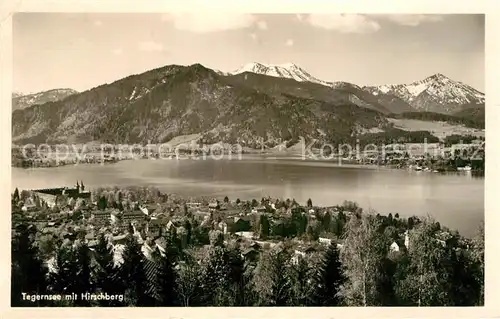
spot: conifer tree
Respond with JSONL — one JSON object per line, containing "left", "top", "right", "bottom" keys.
{"left": 49, "top": 244, "right": 78, "bottom": 306}
{"left": 226, "top": 244, "right": 247, "bottom": 306}
{"left": 307, "top": 198, "right": 313, "bottom": 208}
{"left": 288, "top": 255, "right": 314, "bottom": 306}
{"left": 253, "top": 246, "right": 292, "bottom": 306}
{"left": 12, "top": 187, "right": 20, "bottom": 205}
{"left": 93, "top": 234, "right": 123, "bottom": 306}
{"left": 72, "top": 241, "right": 93, "bottom": 306}
{"left": 119, "top": 235, "right": 148, "bottom": 306}
{"left": 153, "top": 248, "right": 178, "bottom": 306}
{"left": 340, "top": 215, "right": 388, "bottom": 306}
{"left": 11, "top": 225, "right": 48, "bottom": 306}
{"left": 311, "top": 243, "right": 344, "bottom": 306}
{"left": 199, "top": 246, "right": 232, "bottom": 305}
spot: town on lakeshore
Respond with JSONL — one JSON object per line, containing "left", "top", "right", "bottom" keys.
{"left": 11, "top": 13, "right": 485, "bottom": 308}
{"left": 11, "top": 182, "right": 484, "bottom": 307}
{"left": 11, "top": 138, "right": 485, "bottom": 174}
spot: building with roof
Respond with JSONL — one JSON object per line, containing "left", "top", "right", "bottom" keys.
{"left": 31, "top": 181, "right": 91, "bottom": 208}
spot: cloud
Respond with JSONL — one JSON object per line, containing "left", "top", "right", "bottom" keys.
{"left": 162, "top": 13, "right": 257, "bottom": 33}
{"left": 300, "top": 14, "right": 443, "bottom": 33}
{"left": 138, "top": 41, "right": 164, "bottom": 52}
{"left": 285, "top": 39, "right": 294, "bottom": 46}
{"left": 112, "top": 48, "right": 123, "bottom": 55}
{"left": 257, "top": 20, "right": 268, "bottom": 30}
{"left": 93, "top": 20, "right": 102, "bottom": 27}
{"left": 376, "top": 14, "right": 444, "bottom": 26}
{"left": 249, "top": 33, "right": 258, "bottom": 41}
{"left": 304, "top": 14, "right": 380, "bottom": 34}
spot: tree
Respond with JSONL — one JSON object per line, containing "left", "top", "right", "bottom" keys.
{"left": 209, "top": 230, "right": 224, "bottom": 247}
{"left": 184, "top": 219, "right": 192, "bottom": 247}
{"left": 175, "top": 259, "right": 202, "bottom": 306}
{"left": 98, "top": 195, "right": 107, "bottom": 210}
{"left": 340, "top": 215, "right": 388, "bottom": 306}
{"left": 119, "top": 235, "right": 149, "bottom": 306}
{"left": 153, "top": 248, "right": 178, "bottom": 306}
{"left": 199, "top": 246, "right": 234, "bottom": 306}
{"left": 226, "top": 245, "right": 248, "bottom": 306}
{"left": 72, "top": 241, "right": 93, "bottom": 306}
{"left": 395, "top": 218, "right": 453, "bottom": 306}
{"left": 322, "top": 211, "right": 332, "bottom": 233}
{"left": 38, "top": 235, "right": 57, "bottom": 259}
{"left": 311, "top": 243, "right": 345, "bottom": 306}
{"left": 383, "top": 226, "right": 398, "bottom": 242}
{"left": 224, "top": 196, "right": 229, "bottom": 203}
{"left": 259, "top": 214, "right": 270, "bottom": 239}
{"left": 46, "top": 246, "right": 75, "bottom": 305}
{"left": 307, "top": 198, "right": 313, "bottom": 208}
{"left": 12, "top": 187, "right": 20, "bottom": 204}
{"left": 287, "top": 255, "right": 314, "bottom": 306}
{"left": 236, "top": 198, "right": 241, "bottom": 205}
{"left": 306, "top": 220, "right": 320, "bottom": 241}
{"left": 93, "top": 234, "right": 123, "bottom": 306}
{"left": 11, "top": 225, "right": 48, "bottom": 306}
{"left": 253, "top": 246, "right": 292, "bottom": 306}
{"left": 470, "top": 222, "right": 484, "bottom": 305}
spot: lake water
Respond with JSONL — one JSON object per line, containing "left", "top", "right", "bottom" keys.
{"left": 11, "top": 157, "right": 484, "bottom": 237}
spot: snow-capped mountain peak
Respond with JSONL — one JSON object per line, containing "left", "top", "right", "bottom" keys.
{"left": 364, "top": 73, "right": 484, "bottom": 113}
{"left": 231, "top": 62, "right": 331, "bottom": 86}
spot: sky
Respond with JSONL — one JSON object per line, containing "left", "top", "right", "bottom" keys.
{"left": 13, "top": 13, "right": 484, "bottom": 94}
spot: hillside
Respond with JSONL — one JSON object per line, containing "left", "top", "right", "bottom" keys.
{"left": 12, "top": 64, "right": 388, "bottom": 146}
{"left": 224, "top": 72, "right": 393, "bottom": 114}
{"left": 363, "top": 73, "right": 484, "bottom": 114}
{"left": 453, "top": 105, "right": 485, "bottom": 128}
{"left": 12, "top": 88, "right": 78, "bottom": 111}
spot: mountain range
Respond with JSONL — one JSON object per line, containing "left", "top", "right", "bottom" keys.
{"left": 230, "top": 62, "right": 484, "bottom": 114}
{"left": 12, "top": 88, "right": 78, "bottom": 111}
{"left": 11, "top": 63, "right": 484, "bottom": 146}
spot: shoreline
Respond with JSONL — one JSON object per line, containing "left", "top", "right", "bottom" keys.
{"left": 12, "top": 152, "right": 485, "bottom": 175}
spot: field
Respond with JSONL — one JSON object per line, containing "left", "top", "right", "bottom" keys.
{"left": 387, "top": 118, "right": 485, "bottom": 140}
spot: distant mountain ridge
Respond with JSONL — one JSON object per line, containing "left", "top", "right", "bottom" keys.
{"left": 11, "top": 62, "right": 484, "bottom": 146}
{"left": 363, "top": 73, "right": 484, "bottom": 114}
{"left": 229, "top": 62, "right": 483, "bottom": 115}
{"left": 231, "top": 62, "right": 333, "bottom": 87}
{"left": 12, "top": 88, "right": 78, "bottom": 111}
{"left": 12, "top": 64, "right": 387, "bottom": 146}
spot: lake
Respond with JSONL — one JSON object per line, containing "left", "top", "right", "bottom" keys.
{"left": 11, "top": 157, "right": 484, "bottom": 237}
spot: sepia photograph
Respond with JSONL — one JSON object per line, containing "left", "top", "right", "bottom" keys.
{"left": 9, "top": 11, "right": 486, "bottom": 308}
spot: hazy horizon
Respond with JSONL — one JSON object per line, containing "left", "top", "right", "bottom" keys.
{"left": 14, "top": 13, "right": 484, "bottom": 94}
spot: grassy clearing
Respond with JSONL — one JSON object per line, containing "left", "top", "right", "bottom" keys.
{"left": 387, "top": 118, "right": 484, "bottom": 140}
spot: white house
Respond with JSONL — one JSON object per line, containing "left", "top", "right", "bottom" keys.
{"left": 390, "top": 242, "right": 400, "bottom": 252}
{"left": 235, "top": 231, "right": 254, "bottom": 239}
{"left": 318, "top": 237, "right": 332, "bottom": 245}
{"left": 139, "top": 206, "right": 149, "bottom": 215}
